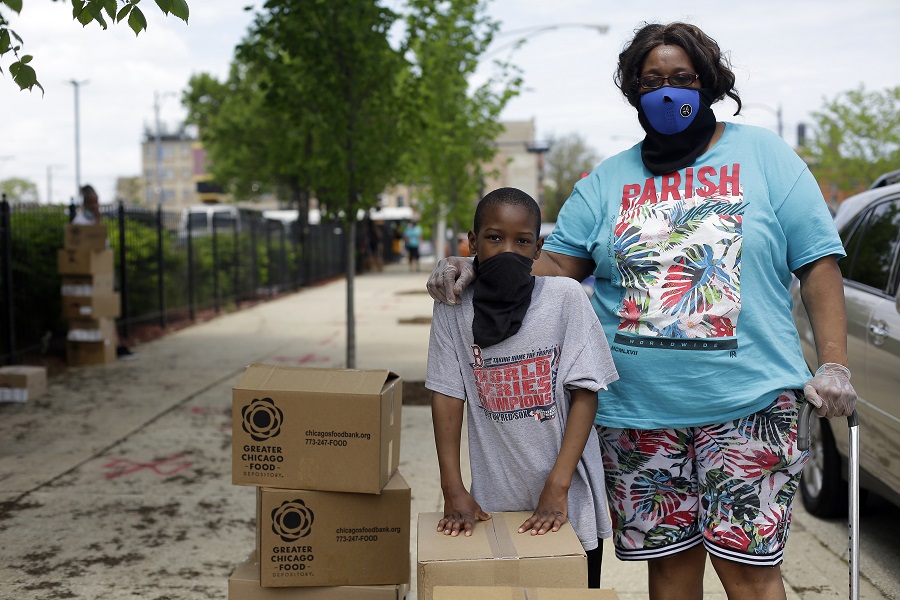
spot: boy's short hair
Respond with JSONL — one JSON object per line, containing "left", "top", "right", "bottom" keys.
{"left": 474, "top": 187, "right": 541, "bottom": 237}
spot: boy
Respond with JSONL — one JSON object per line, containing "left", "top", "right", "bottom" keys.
{"left": 425, "top": 187, "right": 618, "bottom": 588}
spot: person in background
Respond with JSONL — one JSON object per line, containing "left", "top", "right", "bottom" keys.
{"left": 427, "top": 187, "right": 618, "bottom": 589}
{"left": 403, "top": 219, "right": 423, "bottom": 272}
{"left": 73, "top": 185, "right": 138, "bottom": 361}
{"left": 425, "top": 22, "right": 856, "bottom": 600}
{"left": 72, "top": 185, "right": 101, "bottom": 225}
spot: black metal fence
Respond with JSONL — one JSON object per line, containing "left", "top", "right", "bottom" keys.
{"left": 0, "top": 198, "right": 402, "bottom": 366}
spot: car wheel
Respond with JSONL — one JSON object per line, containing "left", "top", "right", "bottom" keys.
{"left": 800, "top": 416, "right": 847, "bottom": 518}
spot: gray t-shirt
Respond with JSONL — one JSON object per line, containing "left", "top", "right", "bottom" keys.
{"left": 426, "top": 276, "right": 619, "bottom": 549}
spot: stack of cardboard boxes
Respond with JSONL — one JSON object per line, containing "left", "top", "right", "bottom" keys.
{"left": 57, "top": 223, "right": 120, "bottom": 366}
{"left": 229, "top": 364, "right": 410, "bottom": 599}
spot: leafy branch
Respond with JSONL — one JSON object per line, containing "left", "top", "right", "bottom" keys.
{"left": 0, "top": 0, "right": 190, "bottom": 92}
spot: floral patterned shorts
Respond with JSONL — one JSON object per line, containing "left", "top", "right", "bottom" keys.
{"left": 597, "top": 391, "right": 807, "bottom": 566}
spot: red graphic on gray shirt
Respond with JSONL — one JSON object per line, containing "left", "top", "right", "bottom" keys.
{"left": 473, "top": 348, "right": 558, "bottom": 422}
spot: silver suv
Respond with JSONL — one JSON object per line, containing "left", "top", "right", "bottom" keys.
{"left": 792, "top": 181, "right": 900, "bottom": 517}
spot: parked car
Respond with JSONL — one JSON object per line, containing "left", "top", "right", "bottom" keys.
{"left": 791, "top": 180, "right": 900, "bottom": 516}
{"left": 177, "top": 204, "right": 242, "bottom": 240}
{"left": 869, "top": 168, "right": 900, "bottom": 189}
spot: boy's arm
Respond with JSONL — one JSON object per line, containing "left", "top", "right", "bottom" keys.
{"left": 518, "top": 387, "right": 598, "bottom": 535}
{"left": 432, "top": 391, "right": 490, "bottom": 536}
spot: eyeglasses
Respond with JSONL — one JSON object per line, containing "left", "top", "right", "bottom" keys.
{"left": 637, "top": 73, "right": 699, "bottom": 90}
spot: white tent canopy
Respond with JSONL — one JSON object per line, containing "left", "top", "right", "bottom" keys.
{"left": 265, "top": 206, "right": 416, "bottom": 226}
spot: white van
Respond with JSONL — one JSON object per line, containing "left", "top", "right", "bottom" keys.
{"left": 178, "top": 205, "right": 241, "bottom": 239}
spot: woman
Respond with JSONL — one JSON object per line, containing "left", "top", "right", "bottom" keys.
{"left": 426, "top": 22, "right": 856, "bottom": 600}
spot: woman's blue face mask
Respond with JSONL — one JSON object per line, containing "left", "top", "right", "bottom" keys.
{"left": 639, "top": 86, "right": 702, "bottom": 135}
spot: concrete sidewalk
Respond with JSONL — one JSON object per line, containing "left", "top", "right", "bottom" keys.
{"left": 0, "top": 261, "right": 883, "bottom": 599}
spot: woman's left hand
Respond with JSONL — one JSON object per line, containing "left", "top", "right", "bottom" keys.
{"left": 803, "top": 362, "right": 857, "bottom": 418}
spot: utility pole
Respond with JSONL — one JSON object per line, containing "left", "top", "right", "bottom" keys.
{"left": 46, "top": 164, "right": 65, "bottom": 204}
{"left": 67, "top": 79, "right": 89, "bottom": 199}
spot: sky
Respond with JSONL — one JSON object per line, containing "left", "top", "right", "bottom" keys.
{"left": 1, "top": 0, "right": 898, "bottom": 205}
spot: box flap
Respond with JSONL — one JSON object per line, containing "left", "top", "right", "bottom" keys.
{"left": 418, "top": 512, "right": 584, "bottom": 563}
{"left": 229, "top": 552, "right": 258, "bottom": 584}
{"left": 383, "top": 470, "right": 408, "bottom": 492}
{"left": 235, "top": 364, "right": 396, "bottom": 395}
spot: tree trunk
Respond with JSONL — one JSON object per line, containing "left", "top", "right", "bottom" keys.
{"left": 345, "top": 218, "right": 356, "bottom": 369}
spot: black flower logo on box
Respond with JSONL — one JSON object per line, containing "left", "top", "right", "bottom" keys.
{"left": 272, "top": 499, "right": 315, "bottom": 541}
{"left": 241, "top": 397, "right": 284, "bottom": 441}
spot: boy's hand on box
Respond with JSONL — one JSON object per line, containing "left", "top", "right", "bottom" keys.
{"left": 519, "top": 482, "right": 569, "bottom": 535}
{"left": 438, "top": 492, "right": 490, "bottom": 537}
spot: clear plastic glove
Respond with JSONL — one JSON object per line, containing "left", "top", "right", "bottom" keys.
{"left": 803, "top": 362, "right": 857, "bottom": 418}
{"left": 426, "top": 256, "right": 476, "bottom": 305}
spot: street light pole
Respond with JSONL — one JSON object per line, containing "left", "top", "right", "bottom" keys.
{"left": 67, "top": 79, "right": 89, "bottom": 200}
{"left": 46, "top": 164, "right": 65, "bottom": 204}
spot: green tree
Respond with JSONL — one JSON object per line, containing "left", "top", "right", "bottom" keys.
{"left": 541, "top": 133, "right": 600, "bottom": 221}
{"left": 184, "top": 27, "right": 322, "bottom": 240}
{"left": 1, "top": 0, "right": 190, "bottom": 92}
{"left": 401, "top": 0, "right": 521, "bottom": 254}
{"left": 230, "top": 0, "right": 410, "bottom": 368}
{"left": 0, "top": 176, "right": 39, "bottom": 202}
{"left": 806, "top": 85, "right": 900, "bottom": 193}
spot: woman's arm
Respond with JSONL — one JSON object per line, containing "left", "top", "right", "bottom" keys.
{"left": 794, "top": 255, "right": 857, "bottom": 418}
{"left": 795, "top": 255, "right": 848, "bottom": 367}
{"left": 533, "top": 250, "right": 595, "bottom": 281}
{"left": 426, "top": 251, "right": 595, "bottom": 304}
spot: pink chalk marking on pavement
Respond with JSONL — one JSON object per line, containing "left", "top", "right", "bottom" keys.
{"left": 101, "top": 455, "right": 193, "bottom": 480}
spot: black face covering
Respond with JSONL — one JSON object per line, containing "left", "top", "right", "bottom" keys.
{"left": 471, "top": 252, "right": 535, "bottom": 348}
{"left": 637, "top": 87, "right": 717, "bottom": 176}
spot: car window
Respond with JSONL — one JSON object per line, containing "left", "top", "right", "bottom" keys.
{"left": 188, "top": 212, "right": 208, "bottom": 229}
{"left": 212, "top": 212, "right": 237, "bottom": 228}
{"left": 840, "top": 199, "right": 900, "bottom": 295}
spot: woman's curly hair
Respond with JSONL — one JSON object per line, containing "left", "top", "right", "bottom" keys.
{"left": 615, "top": 22, "right": 742, "bottom": 115}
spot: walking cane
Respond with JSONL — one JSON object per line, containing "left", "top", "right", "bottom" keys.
{"left": 797, "top": 402, "right": 860, "bottom": 600}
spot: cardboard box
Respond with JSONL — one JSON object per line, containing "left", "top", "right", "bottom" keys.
{"left": 257, "top": 471, "right": 410, "bottom": 588}
{"left": 60, "top": 273, "right": 115, "bottom": 296}
{"left": 233, "top": 364, "right": 401, "bottom": 493}
{"left": 57, "top": 248, "right": 114, "bottom": 275}
{"left": 417, "top": 512, "right": 587, "bottom": 600}
{"left": 0, "top": 365, "right": 48, "bottom": 403}
{"left": 433, "top": 588, "right": 619, "bottom": 600}
{"left": 229, "top": 552, "right": 409, "bottom": 599}
{"left": 67, "top": 338, "right": 116, "bottom": 366}
{"left": 61, "top": 293, "right": 121, "bottom": 320}
{"left": 67, "top": 318, "right": 117, "bottom": 343}
{"left": 64, "top": 223, "right": 108, "bottom": 250}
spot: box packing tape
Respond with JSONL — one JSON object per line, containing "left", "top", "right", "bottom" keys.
{"left": 67, "top": 327, "right": 107, "bottom": 342}
{"left": 61, "top": 283, "right": 96, "bottom": 296}
{"left": 0, "top": 388, "right": 29, "bottom": 403}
